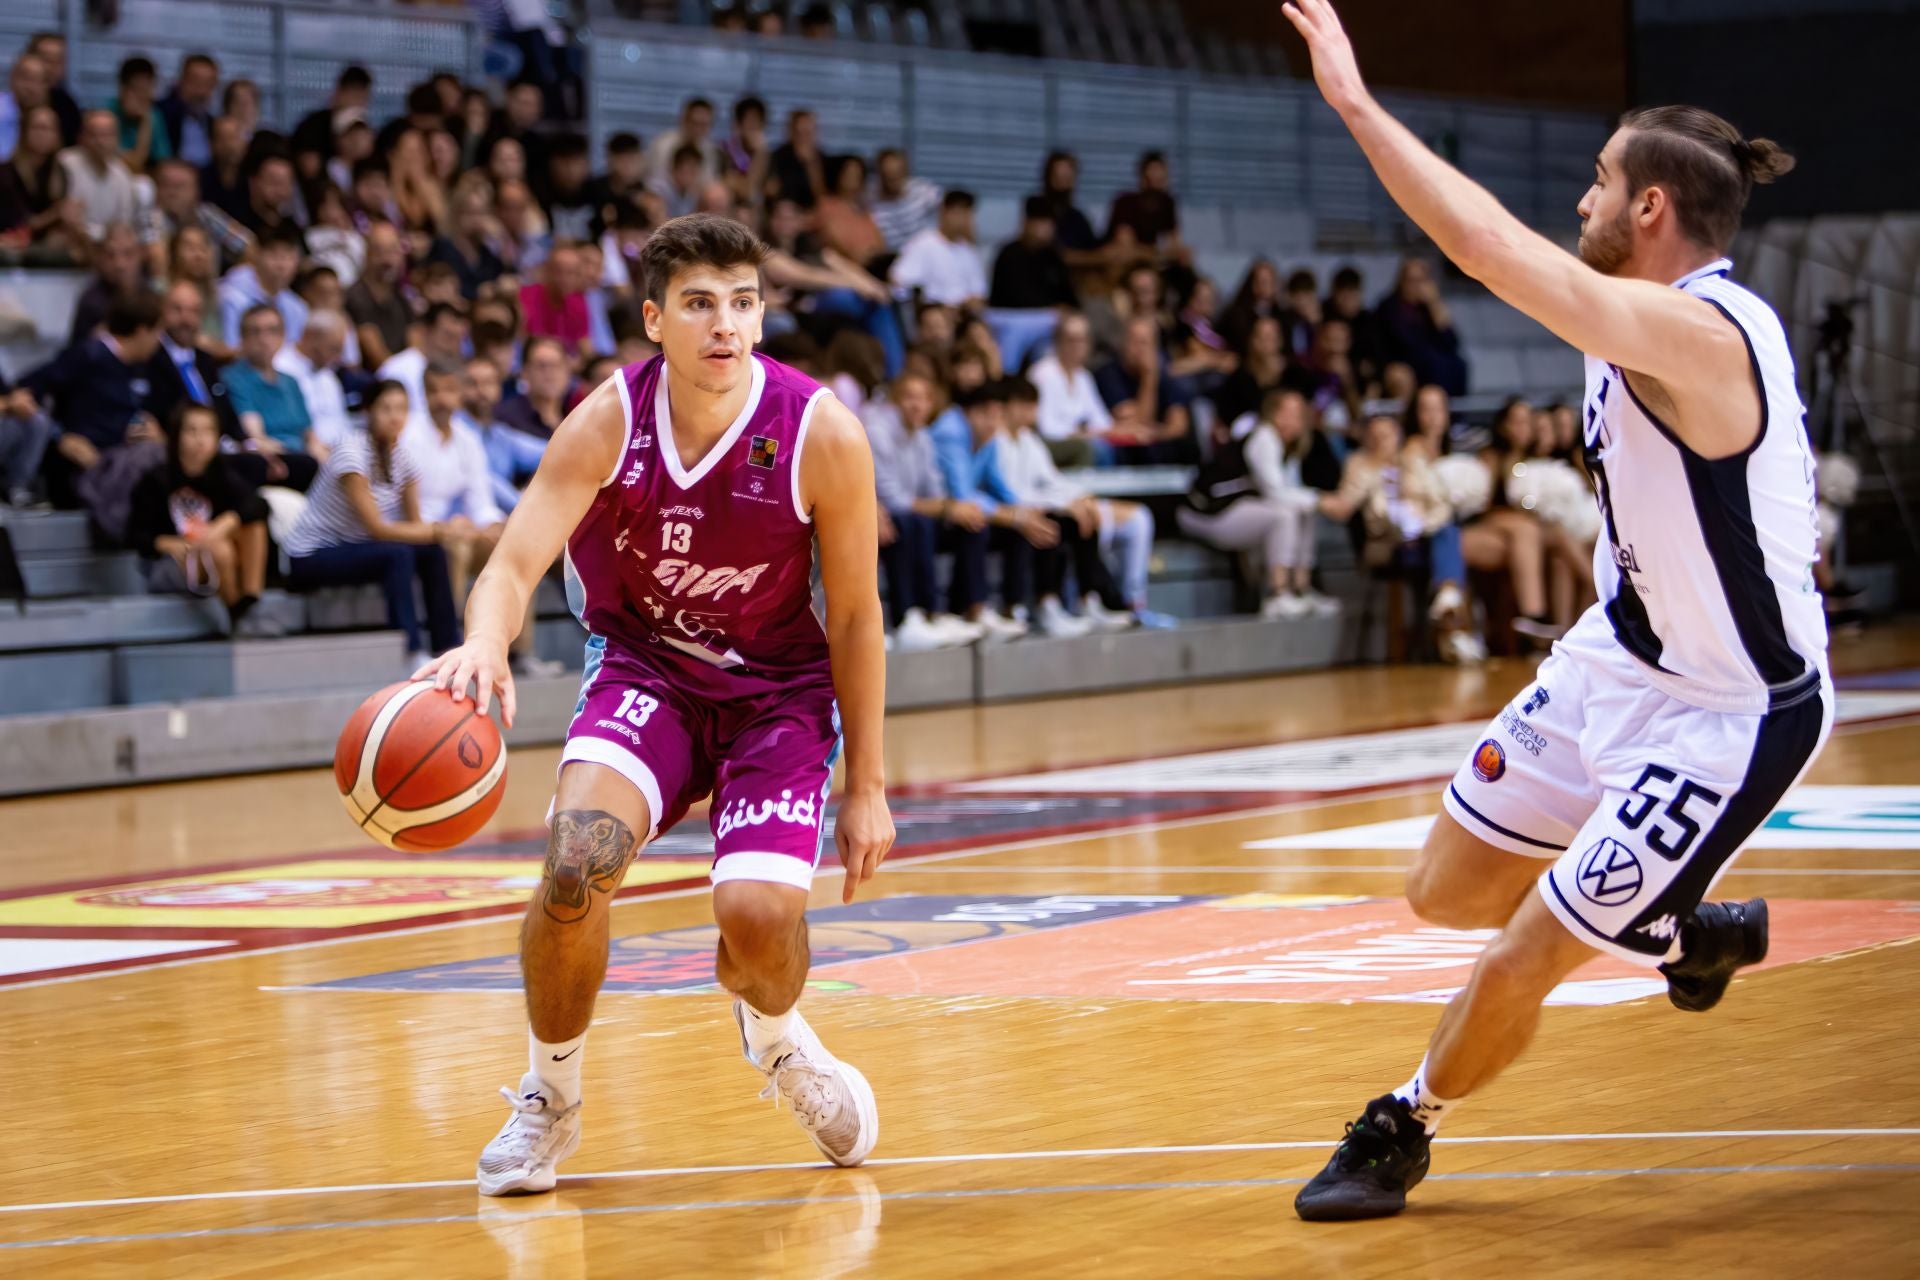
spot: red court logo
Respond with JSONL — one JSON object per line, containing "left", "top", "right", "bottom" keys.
{"left": 1472, "top": 739, "right": 1507, "bottom": 783}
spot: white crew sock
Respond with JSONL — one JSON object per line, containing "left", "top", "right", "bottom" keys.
{"left": 1390, "top": 1056, "right": 1457, "bottom": 1135}
{"left": 740, "top": 1001, "right": 797, "bottom": 1061}
{"left": 531, "top": 1029, "right": 586, "bottom": 1108}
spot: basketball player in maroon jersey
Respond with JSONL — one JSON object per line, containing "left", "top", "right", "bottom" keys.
{"left": 417, "top": 214, "right": 895, "bottom": 1194}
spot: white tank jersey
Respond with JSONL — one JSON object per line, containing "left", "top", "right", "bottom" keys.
{"left": 1572, "top": 256, "right": 1828, "bottom": 714}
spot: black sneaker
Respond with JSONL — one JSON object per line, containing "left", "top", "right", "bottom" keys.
{"left": 1659, "top": 898, "right": 1769, "bottom": 1013}
{"left": 1294, "top": 1094, "right": 1433, "bottom": 1222}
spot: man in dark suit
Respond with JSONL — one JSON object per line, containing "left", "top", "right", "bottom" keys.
{"left": 22, "top": 291, "right": 165, "bottom": 521}
{"left": 156, "top": 53, "right": 219, "bottom": 170}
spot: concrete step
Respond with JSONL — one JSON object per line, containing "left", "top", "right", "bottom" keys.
{"left": 0, "top": 649, "right": 117, "bottom": 715}
{"left": 20, "top": 550, "right": 144, "bottom": 598}
{"left": 118, "top": 630, "right": 409, "bottom": 706}
{"left": 0, "top": 510, "right": 92, "bottom": 555}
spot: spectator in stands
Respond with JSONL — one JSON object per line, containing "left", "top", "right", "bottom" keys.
{"left": 109, "top": 57, "right": 171, "bottom": 172}
{"left": 891, "top": 190, "right": 986, "bottom": 311}
{"left": 988, "top": 196, "right": 1075, "bottom": 369}
{"left": 577, "top": 238, "right": 619, "bottom": 356}
{"left": 274, "top": 308, "right": 352, "bottom": 457}
{"left": 329, "top": 119, "right": 375, "bottom": 195}
{"left": 1086, "top": 260, "right": 1165, "bottom": 359}
{"left": 25, "top": 33, "right": 79, "bottom": 145}
{"left": 1181, "top": 387, "right": 1340, "bottom": 620}
{"left": 863, "top": 370, "right": 987, "bottom": 648}
{"left": 281, "top": 378, "right": 461, "bottom": 663}
{"left": 426, "top": 175, "right": 505, "bottom": 300}
{"left": 238, "top": 150, "right": 299, "bottom": 241}
{"left": 224, "top": 303, "right": 317, "bottom": 456}
{"left": 387, "top": 128, "right": 447, "bottom": 235}
{"left": 999, "top": 376, "right": 1148, "bottom": 632}
{"left": 1322, "top": 410, "right": 1479, "bottom": 658}
{"left": 412, "top": 260, "right": 464, "bottom": 309}
{"left": 721, "top": 97, "right": 767, "bottom": 201}
{"left": 471, "top": 317, "right": 522, "bottom": 380}
{"left": 1167, "top": 276, "right": 1238, "bottom": 385}
{"left": 68, "top": 222, "right": 146, "bottom": 345}
{"left": 0, "top": 383, "right": 54, "bottom": 509}
{"left": 1212, "top": 314, "right": 1290, "bottom": 430}
{"left": 815, "top": 154, "right": 885, "bottom": 271}
{"left": 762, "top": 196, "right": 903, "bottom": 377}
{"left": 25, "top": 291, "right": 165, "bottom": 521}
{"left": 345, "top": 220, "right": 411, "bottom": 371}
{"left": 144, "top": 158, "right": 249, "bottom": 279}
{"left": 799, "top": 4, "right": 837, "bottom": 38}
{"left": 1483, "top": 396, "right": 1589, "bottom": 635}
{"left": 754, "top": 10, "right": 785, "bottom": 36}
{"left": 545, "top": 134, "right": 598, "bottom": 242}
{"left": 1027, "top": 310, "right": 1111, "bottom": 468}
{"left": 379, "top": 83, "right": 446, "bottom": 161}
{"left": 146, "top": 278, "right": 241, "bottom": 452}
{"left": 479, "top": 79, "right": 548, "bottom": 199}
{"left": 222, "top": 79, "right": 261, "bottom": 143}
{"left": 293, "top": 64, "right": 372, "bottom": 183}
{"left": 1377, "top": 257, "right": 1467, "bottom": 396}
{"left": 646, "top": 97, "right": 721, "bottom": 187}
{"left": 200, "top": 115, "right": 249, "bottom": 224}
{"left": 768, "top": 109, "right": 826, "bottom": 209}
{"left": 1296, "top": 317, "right": 1363, "bottom": 432}
{"left": 157, "top": 53, "right": 218, "bottom": 170}
{"left": 461, "top": 354, "right": 544, "bottom": 514}
{"left": 0, "top": 52, "right": 50, "bottom": 164}
{"left": 649, "top": 143, "right": 706, "bottom": 221}
{"left": 59, "top": 110, "right": 140, "bottom": 240}
{"left": 932, "top": 380, "right": 1062, "bottom": 639}
{"left": 587, "top": 131, "right": 647, "bottom": 229}
{"left": 1097, "top": 316, "right": 1195, "bottom": 465}
{"left": 426, "top": 127, "right": 462, "bottom": 192}
{"left": 127, "top": 402, "right": 276, "bottom": 632}
{"left": 497, "top": 335, "right": 573, "bottom": 439}
{"left": 1218, "top": 258, "right": 1282, "bottom": 355}
{"left": 1033, "top": 151, "right": 1101, "bottom": 264}
{"left": 379, "top": 299, "right": 468, "bottom": 415}
{"left": 302, "top": 187, "right": 365, "bottom": 292}
{"left": 519, "top": 239, "right": 592, "bottom": 362}
{"left": 869, "top": 148, "right": 942, "bottom": 254}
{"left": 345, "top": 156, "right": 395, "bottom": 231}
{"left": 1106, "top": 150, "right": 1182, "bottom": 260}
{"left": 1280, "top": 269, "right": 1321, "bottom": 357}
{"left": 219, "top": 225, "right": 307, "bottom": 348}
{"left": 0, "top": 105, "right": 82, "bottom": 258}
{"left": 1325, "top": 265, "right": 1384, "bottom": 392}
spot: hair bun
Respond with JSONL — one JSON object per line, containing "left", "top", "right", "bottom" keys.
{"left": 1740, "top": 136, "right": 1797, "bottom": 184}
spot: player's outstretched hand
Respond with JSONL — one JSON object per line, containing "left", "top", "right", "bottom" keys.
{"left": 1281, "top": 0, "right": 1370, "bottom": 116}
{"left": 413, "top": 638, "right": 517, "bottom": 728}
{"left": 835, "top": 786, "right": 896, "bottom": 903}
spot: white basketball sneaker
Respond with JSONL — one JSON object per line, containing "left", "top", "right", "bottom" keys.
{"left": 735, "top": 998, "right": 879, "bottom": 1167}
{"left": 476, "top": 1073, "right": 583, "bottom": 1196}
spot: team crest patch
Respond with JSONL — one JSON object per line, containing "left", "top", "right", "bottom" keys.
{"left": 1472, "top": 738, "right": 1507, "bottom": 783}
{"left": 747, "top": 435, "right": 779, "bottom": 469}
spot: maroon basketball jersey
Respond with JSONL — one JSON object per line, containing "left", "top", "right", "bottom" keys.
{"left": 564, "top": 354, "right": 833, "bottom": 701}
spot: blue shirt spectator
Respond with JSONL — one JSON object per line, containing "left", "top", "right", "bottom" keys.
{"left": 930, "top": 404, "right": 1017, "bottom": 514}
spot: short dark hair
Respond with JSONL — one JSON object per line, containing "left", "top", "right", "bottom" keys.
{"left": 1003, "top": 375, "right": 1039, "bottom": 404}
{"left": 422, "top": 300, "right": 467, "bottom": 329}
{"left": 423, "top": 359, "right": 465, "bottom": 386}
{"left": 471, "top": 319, "right": 514, "bottom": 350}
{"left": 27, "top": 32, "right": 63, "bottom": 53}
{"left": 337, "top": 64, "right": 372, "bottom": 91}
{"left": 672, "top": 142, "right": 704, "bottom": 169}
{"left": 941, "top": 190, "right": 976, "bottom": 212}
{"left": 181, "top": 53, "right": 218, "bottom": 75}
{"left": 118, "top": 56, "right": 156, "bottom": 86}
{"left": 406, "top": 83, "right": 440, "bottom": 117}
{"left": 1022, "top": 196, "right": 1053, "bottom": 223}
{"left": 240, "top": 302, "right": 282, "bottom": 331}
{"left": 352, "top": 156, "right": 389, "bottom": 184}
{"left": 256, "top": 224, "right": 303, "bottom": 254}
{"left": 1331, "top": 265, "right": 1363, "bottom": 292}
{"left": 954, "top": 379, "right": 1009, "bottom": 410}
{"left": 684, "top": 96, "right": 714, "bottom": 115}
{"left": 105, "top": 290, "right": 161, "bottom": 336}
{"left": 293, "top": 264, "right": 338, "bottom": 297}
{"left": 607, "top": 131, "right": 642, "bottom": 156}
{"left": 522, "top": 335, "right": 569, "bottom": 365}
{"left": 1616, "top": 105, "right": 1794, "bottom": 252}
{"left": 734, "top": 96, "right": 766, "bottom": 125}
{"left": 1138, "top": 149, "right": 1167, "bottom": 173}
{"left": 1285, "top": 269, "right": 1317, "bottom": 294}
{"left": 636, "top": 212, "right": 770, "bottom": 304}
{"left": 549, "top": 132, "right": 590, "bottom": 161}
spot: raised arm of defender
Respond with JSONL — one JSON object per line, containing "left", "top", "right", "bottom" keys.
{"left": 415, "top": 376, "right": 628, "bottom": 726}
{"left": 1281, "top": 0, "right": 1757, "bottom": 456}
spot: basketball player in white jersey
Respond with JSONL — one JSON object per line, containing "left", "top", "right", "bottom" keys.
{"left": 1281, "top": 0, "right": 1828, "bottom": 1219}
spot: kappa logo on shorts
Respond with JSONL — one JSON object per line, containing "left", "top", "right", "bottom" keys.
{"left": 1576, "top": 837, "right": 1644, "bottom": 907}
{"left": 747, "top": 435, "right": 780, "bottom": 469}
{"left": 1635, "top": 914, "right": 1680, "bottom": 941}
{"left": 1471, "top": 739, "right": 1507, "bottom": 783}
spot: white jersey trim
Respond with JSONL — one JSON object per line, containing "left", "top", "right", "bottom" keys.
{"left": 655, "top": 354, "right": 767, "bottom": 491}
{"left": 790, "top": 388, "right": 832, "bottom": 525}
{"left": 601, "top": 368, "right": 635, "bottom": 489}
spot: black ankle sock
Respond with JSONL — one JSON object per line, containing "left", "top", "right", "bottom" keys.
{"left": 230, "top": 594, "right": 260, "bottom": 622}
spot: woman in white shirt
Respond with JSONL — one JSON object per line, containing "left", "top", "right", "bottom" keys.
{"left": 283, "top": 379, "right": 461, "bottom": 663}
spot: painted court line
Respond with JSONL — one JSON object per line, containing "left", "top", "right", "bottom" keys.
{"left": 880, "top": 863, "right": 1920, "bottom": 876}
{"left": 4, "top": 1128, "right": 1915, "bottom": 1217}
{"left": 6, "top": 1163, "right": 1919, "bottom": 1251}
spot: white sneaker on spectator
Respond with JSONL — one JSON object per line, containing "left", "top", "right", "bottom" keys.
{"left": 511, "top": 653, "right": 567, "bottom": 679}
{"left": 893, "top": 608, "right": 948, "bottom": 653}
{"left": 734, "top": 999, "right": 878, "bottom": 1167}
{"left": 1429, "top": 582, "right": 1465, "bottom": 622}
{"left": 973, "top": 610, "right": 1029, "bottom": 642}
{"left": 1443, "top": 630, "right": 1489, "bottom": 664}
{"left": 1261, "top": 593, "right": 1312, "bottom": 621}
{"left": 1036, "top": 597, "right": 1093, "bottom": 638}
{"left": 234, "top": 610, "right": 286, "bottom": 639}
{"left": 1302, "top": 590, "right": 1341, "bottom": 618}
{"left": 1081, "top": 594, "right": 1136, "bottom": 632}
{"left": 930, "top": 613, "right": 986, "bottom": 645}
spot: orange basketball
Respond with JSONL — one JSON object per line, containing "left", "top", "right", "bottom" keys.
{"left": 334, "top": 680, "right": 508, "bottom": 852}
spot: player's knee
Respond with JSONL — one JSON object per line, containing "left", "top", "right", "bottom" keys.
{"left": 712, "top": 880, "right": 805, "bottom": 960}
{"left": 1471, "top": 931, "right": 1561, "bottom": 1004}
{"left": 1405, "top": 864, "right": 1481, "bottom": 928}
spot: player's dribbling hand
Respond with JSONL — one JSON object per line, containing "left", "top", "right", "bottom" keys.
{"left": 1281, "top": 0, "right": 1370, "bottom": 116}
{"left": 414, "top": 638, "right": 517, "bottom": 728}
{"left": 834, "top": 786, "right": 895, "bottom": 903}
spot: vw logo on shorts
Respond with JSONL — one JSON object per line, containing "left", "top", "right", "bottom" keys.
{"left": 1576, "top": 837, "right": 1644, "bottom": 907}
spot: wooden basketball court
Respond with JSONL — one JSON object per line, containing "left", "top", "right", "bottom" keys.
{"left": 3, "top": 629, "right": 1918, "bottom": 1277}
